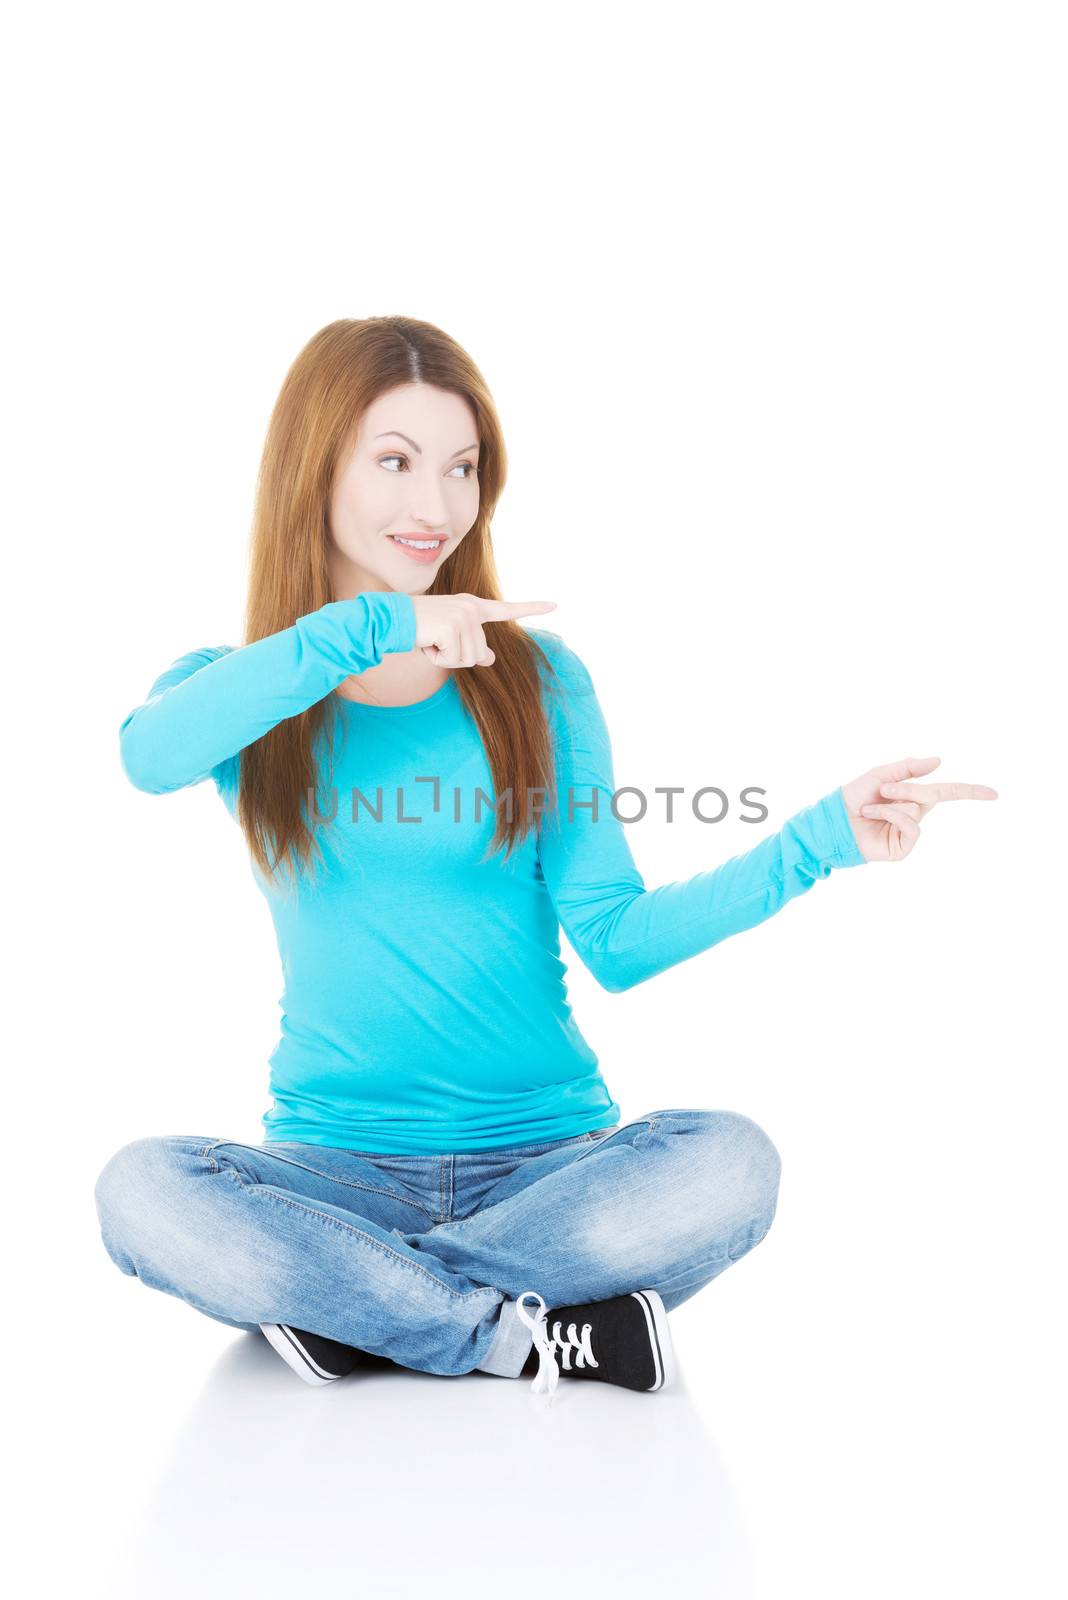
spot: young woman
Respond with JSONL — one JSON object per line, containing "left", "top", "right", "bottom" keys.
{"left": 94, "top": 316, "right": 997, "bottom": 1403}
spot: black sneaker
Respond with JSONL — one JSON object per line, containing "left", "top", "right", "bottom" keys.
{"left": 515, "top": 1288, "right": 675, "bottom": 1400}
{"left": 259, "top": 1322, "right": 361, "bottom": 1386}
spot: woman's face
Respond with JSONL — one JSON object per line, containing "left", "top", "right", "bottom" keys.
{"left": 327, "top": 382, "right": 481, "bottom": 598}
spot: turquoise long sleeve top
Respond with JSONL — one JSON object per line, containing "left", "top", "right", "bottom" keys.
{"left": 119, "top": 590, "right": 866, "bottom": 1153}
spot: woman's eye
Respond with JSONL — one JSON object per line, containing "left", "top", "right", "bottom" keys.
{"left": 379, "top": 454, "right": 477, "bottom": 480}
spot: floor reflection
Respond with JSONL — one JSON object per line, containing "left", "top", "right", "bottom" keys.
{"left": 104, "top": 1329, "right": 756, "bottom": 1598}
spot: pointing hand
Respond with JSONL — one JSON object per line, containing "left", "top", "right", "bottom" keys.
{"left": 840, "top": 756, "right": 998, "bottom": 862}
{"left": 410, "top": 593, "right": 557, "bottom": 669}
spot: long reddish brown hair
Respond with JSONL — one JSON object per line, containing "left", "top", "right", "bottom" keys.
{"left": 237, "top": 316, "right": 563, "bottom": 889}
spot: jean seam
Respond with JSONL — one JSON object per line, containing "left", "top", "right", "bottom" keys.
{"left": 440, "top": 1155, "right": 453, "bottom": 1225}
{"left": 215, "top": 1166, "right": 498, "bottom": 1303}
{"left": 199, "top": 1139, "right": 439, "bottom": 1224}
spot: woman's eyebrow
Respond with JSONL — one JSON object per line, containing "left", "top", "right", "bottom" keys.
{"left": 374, "top": 430, "right": 479, "bottom": 458}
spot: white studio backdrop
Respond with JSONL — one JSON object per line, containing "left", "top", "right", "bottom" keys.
{"left": 4, "top": 4, "right": 1064, "bottom": 1598}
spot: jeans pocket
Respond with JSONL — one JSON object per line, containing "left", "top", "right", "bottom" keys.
{"left": 572, "top": 1117, "right": 658, "bottom": 1159}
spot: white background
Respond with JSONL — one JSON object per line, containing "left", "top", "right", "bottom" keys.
{"left": 6, "top": 3, "right": 1064, "bottom": 1596}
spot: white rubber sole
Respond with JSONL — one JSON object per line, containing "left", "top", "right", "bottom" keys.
{"left": 259, "top": 1322, "right": 340, "bottom": 1386}
{"left": 631, "top": 1289, "right": 676, "bottom": 1390}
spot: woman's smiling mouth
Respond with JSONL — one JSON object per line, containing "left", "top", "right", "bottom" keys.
{"left": 388, "top": 534, "right": 445, "bottom": 563}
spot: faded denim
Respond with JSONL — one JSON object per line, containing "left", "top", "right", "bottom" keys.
{"left": 94, "top": 1107, "right": 782, "bottom": 1378}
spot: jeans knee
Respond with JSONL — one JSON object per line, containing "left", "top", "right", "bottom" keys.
{"left": 736, "top": 1113, "right": 782, "bottom": 1209}
{"left": 95, "top": 1137, "right": 154, "bottom": 1218}
{"left": 697, "top": 1109, "right": 782, "bottom": 1219}
{"left": 93, "top": 1136, "right": 197, "bottom": 1260}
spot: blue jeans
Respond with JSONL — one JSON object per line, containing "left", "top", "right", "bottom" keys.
{"left": 93, "top": 1108, "right": 782, "bottom": 1378}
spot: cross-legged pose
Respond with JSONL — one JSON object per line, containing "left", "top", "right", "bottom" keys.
{"left": 94, "top": 316, "right": 997, "bottom": 1403}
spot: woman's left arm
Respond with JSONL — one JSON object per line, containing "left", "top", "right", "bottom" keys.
{"left": 534, "top": 641, "right": 997, "bottom": 993}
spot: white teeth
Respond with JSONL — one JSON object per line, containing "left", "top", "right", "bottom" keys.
{"left": 393, "top": 537, "right": 442, "bottom": 549}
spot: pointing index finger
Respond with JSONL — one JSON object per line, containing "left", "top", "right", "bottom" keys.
{"left": 479, "top": 599, "right": 558, "bottom": 620}
{"left": 881, "top": 780, "right": 999, "bottom": 802}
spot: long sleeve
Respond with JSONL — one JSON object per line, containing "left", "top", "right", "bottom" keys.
{"left": 534, "top": 635, "right": 867, "bottom": 994}
{"left": 119, "top": 589, "right": 417, "bottom": 795}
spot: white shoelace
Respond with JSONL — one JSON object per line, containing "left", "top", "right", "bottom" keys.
{"left": 515, "top": 1290, "right": 598, "bottom": 1404}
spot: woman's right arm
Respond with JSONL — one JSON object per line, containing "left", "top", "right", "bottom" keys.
{"left": 119, "top": 590, "right": 416, "bottom": 794}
